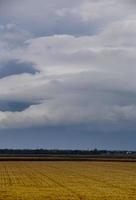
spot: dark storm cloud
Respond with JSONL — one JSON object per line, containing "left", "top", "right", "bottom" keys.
{"left": 0, "top": 60, "right": 39, "bottom": 78}
{"left": 0, "top": 125, "right": 136, "bottom": 150}
{"left": 0, "top": 101, "right": 37, "bottom": 112}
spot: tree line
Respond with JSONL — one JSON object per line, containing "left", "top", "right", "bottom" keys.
{"left": 0, "top": 149, "right": 135, "bottom": 156}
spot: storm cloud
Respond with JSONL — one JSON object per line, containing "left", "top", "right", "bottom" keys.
{"left": 0, "top": 60, "right": 39, "bottom": 78}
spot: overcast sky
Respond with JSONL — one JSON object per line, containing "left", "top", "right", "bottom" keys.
{"left": 0, "top": 0, "right": 136, "bottom": 150}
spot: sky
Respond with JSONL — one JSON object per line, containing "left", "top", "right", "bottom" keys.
{"left": 0, "top": 0, "right": 136, "bottom": 150}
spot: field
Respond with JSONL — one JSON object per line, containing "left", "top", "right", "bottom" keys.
{"left": 0, "top": 161, "right": 135, "bottom": 200}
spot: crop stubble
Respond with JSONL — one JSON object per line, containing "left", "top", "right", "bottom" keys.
{"left": 0, "top": 161, "right": 135, "bottom": 199}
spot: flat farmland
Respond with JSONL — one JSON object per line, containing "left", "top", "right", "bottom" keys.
{"left": 0, "top": 161, "right": 135, "bottom": 200}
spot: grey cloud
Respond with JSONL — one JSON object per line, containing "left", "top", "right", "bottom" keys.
{"left": 121, "top": 0, "right": 136, "bottom": 5}
{"left": 0, "top": 24, "right": 32, "bottom": 47}
{"left": 0, "top": 0, "right": 86, "bottom": 36}
{"left": 1, "top": 0, "right": 131, "bottom": 37}
{"left": 0, "top": 101, "right": 37, "bottom": 112}
{"left": 0, "top": 60, "right": 39, "bottom": 78}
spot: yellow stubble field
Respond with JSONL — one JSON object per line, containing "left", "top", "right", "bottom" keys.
{"left": 0, "top": 161, "right": 135, "bottom": 200}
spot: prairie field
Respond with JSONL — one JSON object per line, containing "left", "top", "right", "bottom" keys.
{"left": 0, "top": 161, "right": 135, "bottom": 200}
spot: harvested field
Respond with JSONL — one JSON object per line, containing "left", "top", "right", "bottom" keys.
{"left": 0, "top": 161, "right": 135, "bottom": 200}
